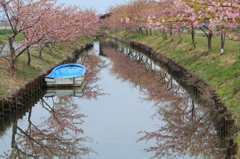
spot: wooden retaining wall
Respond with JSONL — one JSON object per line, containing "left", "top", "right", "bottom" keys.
{"left": 101, "top": 34, "right": 238, "bottom": 159}
{"left": 128, "top": 40, "right": 238, "bottom": 159}
{"left": 0, "top": 43, "right": 93, "bottom": 117}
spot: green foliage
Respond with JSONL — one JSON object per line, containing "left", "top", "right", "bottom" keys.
{"left": 207, "top": 14, "right": 216, "bottom": 18}
{"left": 0, "top": 29, "right": 13, "bottom": 35}
{"left": 77, "top": 36, "right": 92, "bottom": 43}
{"left": 0, "top": 89, "right": 6, "bottom": 96}
{"left": 109, "top": 29, "right": 240, "bottom": 122}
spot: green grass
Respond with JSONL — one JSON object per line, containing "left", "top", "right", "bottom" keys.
{"left": 109, "top": 29, "right": 240, "bottom": 150}
{"left": 45, "top": 49, "right": 62, "bottom": 59}
{"left": 0, "top": 29, "right": 13, "bottom": 35}
{"left": 112, "top": 30, "right": 240, "bottom": 107}
{"left": 15, "top": 33, "right": 24, "bottom": 41}
{"left": 16, "top": 59, "right": 42, "bottom": 78}
{"left": 0, "top": 89, "right": 6, "bottom": 96}
{"left": 78, "top": 36, "right": 92, "bottom": 43}
{"left": 0, "top": 34, "right": 11, "bottom": 43}
{"left": 0, "top": 35, "right": 92, "bottom": 100}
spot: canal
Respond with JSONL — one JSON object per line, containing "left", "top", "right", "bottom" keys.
{"left": 0, "top": 38, "right": 231, "bottom": 158}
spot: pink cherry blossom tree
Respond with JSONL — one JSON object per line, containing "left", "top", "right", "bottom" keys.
{"left": 175, "top": 0, "right": 240, "bottom": 51}
{"left": 105, "top": 0, "right": 239, "bottom": 51}
{"left": 0, "top": 0, "right": 99, "bottom": 67}
{"left": 1, "top": 0, "right": 57, "bottom": 67}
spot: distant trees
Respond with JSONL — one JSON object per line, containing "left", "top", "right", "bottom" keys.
{"left": 101, "top": 0, "right": 240, "bottom": 51}
{"left": 0, "top": 0, "right": 99, "bottom": 67}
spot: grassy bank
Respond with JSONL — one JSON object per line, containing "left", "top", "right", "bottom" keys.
{"left": 109, "top": 30, "right": 240, "bottom": 143}
{"left": 0, "top": 35, "right": 92, "bottom": 100}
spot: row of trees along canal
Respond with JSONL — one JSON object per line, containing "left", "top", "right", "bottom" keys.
{"left": 101, "top": 0, "right": 239, "bottom": 52}
{"left": 0, "top": 0, "right": 99, "bottom": 68}
{"left": 0, "top": 37, "right": 237, "bottom": 158}
{"left": 0, "top": 47, "right": 107, "bottom": 158}
{"left": 0, "top": 0, "right": 238, "bottom": 152}
{"left": 0, "top": 0, "right": 239, "bottom": 72}
{"left": 100, "top": 39, "right": 237, "bottom": 158}
{"left": 0, "top": 0, "right": 238, "bottom": 80}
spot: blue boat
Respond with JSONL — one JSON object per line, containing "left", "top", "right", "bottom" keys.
{"left": 45, "top": 63, "right": 86, "bottom": 87}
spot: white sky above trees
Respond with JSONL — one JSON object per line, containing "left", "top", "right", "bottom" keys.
{"left": 56, "top": 0, "right": 132, "bottom": 14}
{"left": 0, "top": 0, "right": 131, "bottom": 20}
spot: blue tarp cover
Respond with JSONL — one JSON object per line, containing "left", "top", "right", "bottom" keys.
{"left": 46, "top": 63, "right": 86, "bottom": 79}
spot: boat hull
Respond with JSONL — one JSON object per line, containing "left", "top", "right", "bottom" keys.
{"left": 45, "top": 63, "right": 86, "bottom": 87}
{"left": 45, "top": 76, "right": 85, "bottom": 87}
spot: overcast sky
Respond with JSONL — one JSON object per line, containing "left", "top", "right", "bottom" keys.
{"left": 56, "top": 0, "right": 132, "bottom": 14}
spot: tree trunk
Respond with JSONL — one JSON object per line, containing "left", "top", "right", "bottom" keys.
{"left": 9, "top": 37, "right": 16, "bottom": 68}
{"left": 162, "top": 29, "right": 167, "bottom": 40}
{"left": 200, "top": 27, "right": 212, "bottom": 50}
{"left": 139, "top": 27, "right": 143, "bottom": 34}
{"left": 0, "top": 43, "right": 5, "bottom": 55}
{"left": 140, "top": 27, "right": 144, "bottom": 34}
{"left": 136, "top": 28, "right": 140, "bottom": 33}
{"left": 11, "top": 115, "right": 17, "bottom": 148}
{"left": 207, "top": 31, "right": 212, "bottom": 50}
{"left": 49, "top": 44, "right": 55, "bottom": 53}
{"left": 27, "top": 48, "right": 31, "bottom": 65}
{"left": 39, "top": 45, "right": 45, "bottom": 57}
{"left": 191, "top": 24, "right": 196, "bottom": 48}
{"left": 168, "top": 26, "right": 173, "bottom": 41}
{"left": 221, "top": 27, "right": 226, "bottom": 53}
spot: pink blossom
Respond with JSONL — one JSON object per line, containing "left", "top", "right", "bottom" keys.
{"left": 126, "top": 17, "right": 130, "bottom": 24}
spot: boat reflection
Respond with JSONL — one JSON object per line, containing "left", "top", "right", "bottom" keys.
{"left": 0, "top": 49, "right": 108, "bottom": 158}
{"left": 1, "top": 89, "right": 96, "bottom": 158}
{"left": 45, "top": 81, "right": 86, "bottom": 97}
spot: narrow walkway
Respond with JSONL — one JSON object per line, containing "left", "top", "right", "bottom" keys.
{"left": 0, "top": 42, "right": 21, "bottom": 58}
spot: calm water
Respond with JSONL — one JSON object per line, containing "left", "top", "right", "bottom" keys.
{"left": 0, "top": 39, "right": 226, "bottom": 159}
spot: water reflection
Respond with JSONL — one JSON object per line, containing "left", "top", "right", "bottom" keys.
{"left": 101, "top": 41, "right": 226, "bottom": 159}
{"left": 1, "top": 94, "right": 94, "bottom": 158}
{"left": 79, "top": 50, "right": 108, "bottom": 100}
{"left": 0, "top": 50, "right": 107, "bottom": 158}
{"left": 0, "top": 39, "right": 231, "bottom": 159}
{"left": 45, "top": 82, "right": 86, "bottom": 97}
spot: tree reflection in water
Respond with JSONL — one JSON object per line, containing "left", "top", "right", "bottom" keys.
{"left": 2, "top": 51, "right": 107, "bottom": 158}
{"left": 78, "top": 51, "right": 108, "bottom": 100}
{"left": 102, "top": 46, "right": 225, "bottom": 159}
{"left": 5, "top": 97, "right": 94, "bottom": 159}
